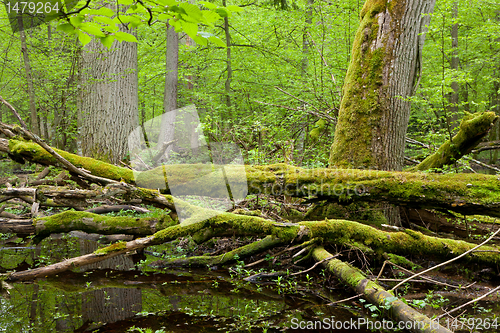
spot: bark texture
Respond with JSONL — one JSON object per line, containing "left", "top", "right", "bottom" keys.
{"left": 79, "top": 19, "right": 139, "bottom": 164}
{"left": 329, "top": 0, "right": 436, "bottom": 171}
{"left": 157, "top": 24, "right": 179, "bottom": 157}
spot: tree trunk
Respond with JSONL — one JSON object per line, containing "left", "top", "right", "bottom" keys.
{"left": 329, "top": 0, "right": 436, "bottom": 171}
{"left": 79, "top": 11, "right": 139, "bottom": 164}
{"left": 447, "top": 2, "right": 459, "bottom": 131}
{"left": 223, "top": 0, "right": 232, "bottom": 113}
{"left": 157, "top": 24, "right": 179, "bottom": 159}
{"left": 18, "top": 17, "right": 39, "bottom": 136}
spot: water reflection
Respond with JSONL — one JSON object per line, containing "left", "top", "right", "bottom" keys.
{"left": 0, "top": 234, "right": 371, "bottom": 332}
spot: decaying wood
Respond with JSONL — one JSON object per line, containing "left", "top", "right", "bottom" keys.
{"left": 1, "top": 117, "right": 499, "bottom": 328}
{"left": 6, "top": 236, "right": 155, "bottom": 282}
{"left": 2, "top": 136, "right": 500, "bottom": 217}
{"left": 408, "top": 111, "right": 498, "bottom": 171}
{"left": 312, "top": 247, "right": 452, "bottom": 333}
{"left": 8, "top": 206, "right": 500, "bottom": 282}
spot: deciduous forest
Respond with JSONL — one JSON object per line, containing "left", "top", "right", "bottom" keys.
{"left": 0, "top": 0, "right": 499, "bottom": 332}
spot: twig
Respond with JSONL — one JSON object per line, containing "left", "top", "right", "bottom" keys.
{"left": 0, "top": 98, "right": 117, "bottom": 186}
{"left": 306, "top": 31, "right": 341, "bottom": 98}
{"left": 244, "top": 238, "right": 318, "bottom": 268}
{"left": 326, "top": 293, "right": 363, "bottom": 306}
{"left": 436, "top": 284, "right": 500, "bottom": 319}
{"left": 390, "top": 227, "right": 500, "bottom": 292}
{"left": 274, "top": 86, "right": 321, "bottom": 112}
{"left": 0, "top": 96, "right": 28, "bottom": 129}
{"left": 380, "top": 260, "right": 461, "bottom": 289}
{"left": 254, "top": 100, "right": 337, "bottom": 123}
{"left": 463, "top": 155, "right": 500, "bottom": 173}
{"left": 290, "top": 255, "right": 338, "bottom": 276}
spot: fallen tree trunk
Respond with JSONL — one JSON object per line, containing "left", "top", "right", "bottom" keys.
{"left": 2, "top": 138, "right": 500, "bottom": 218}
{"left": 0, "top": 210, "right": 176, "bottom": 237}
{"left": 312, "top": 246, "right": 451, "bottom": 333}
{"left": 408, "top": 111, "right": 498, "bottom": 172}
{"left": 8, "top": 206, "right": 500, "bottom": 282}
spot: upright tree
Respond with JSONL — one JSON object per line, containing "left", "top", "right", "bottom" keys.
{"left": 329, "top": 0, "right": 436, "bottom": 171}
{"left": 79, "top": 11, "right": 139, "bottom": 164}
{"left": 157, "top": 24, "right": 179, "bottom": 157}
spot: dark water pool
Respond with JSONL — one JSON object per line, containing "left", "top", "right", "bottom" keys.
{"left": 0, "top": 234, "right": 376, "bottom": 333}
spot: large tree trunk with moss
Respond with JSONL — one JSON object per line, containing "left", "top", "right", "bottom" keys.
{"left": 329, "top": 0, "right": 436, "bottom": 171}
{"left": 78, "top": 13, "right": 139, "bottom": 164}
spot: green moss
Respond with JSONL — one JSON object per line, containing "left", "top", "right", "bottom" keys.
{"left": 328, "top": 2, "right": 389, "bottom": 169}
{"left": 385, "top": 253, "right": 422, "bottom": 270}
{"left": 34, "top": 210, "right": 176, "bottom": 237}
{"left": 94, "top": 241, "right": 127, "bottom": 255}
{"left": 8, "top": 139, "right": 134, "bottom": 183}
{"left": 408, "top": 112, "right": 498, "bottom": 172}
{"left": 360, "top": 0, "right": 387, "bottom": 18}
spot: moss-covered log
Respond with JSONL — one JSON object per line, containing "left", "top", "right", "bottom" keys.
{"left": 3, "top": 137, "right": 500, "bottom": 217}
{"left": 3, "top": 138, "right": 134, "bottom": 183}
{"left": 0, "top": 211, "right": 176, "bottom": 237}
{"left": 312, "top": 247, "right": 451, "bottom": 333}
{"left": 409, "top": 111, "right": 498, "bottom": 171}
{"left": 7, "top": 208, "right": 500, "bottom": 282}
{"left": 152, "top": 235, "right": 285, "bottom": 267}
{"left": 36, "top": 210, "right": 176, "bottom": 237}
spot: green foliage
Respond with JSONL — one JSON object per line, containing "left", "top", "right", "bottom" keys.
{"left": 50, "top": 0, "right": 238, "bottom": 47}
{"left": 407, "top": 0, "right": 500, "bottom": 165}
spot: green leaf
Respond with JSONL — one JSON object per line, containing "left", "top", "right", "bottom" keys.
{"left": 171, "top": 19, "right": 182, "bottom": 32}
{"left": 102, "top": 25, "right": 119, "bottom": 33}
{"left": 115, "top": 31, "right": 138, "bottom": 42}
{"left": 87, "top": 7, "right": 115, "bottom": 17}
{"left": 181, "top": 21, "right": 198, "bottom": 39}
{"left": 199, "top": 1, "right": 217, "bottom": 10}
{"left": 118, "top": 0, "right": 133, "bottom": 5}
{"left": 215, "top": 8, "right": 230, "bottom": 18}
{"left": 79, "top": 22, "right": 106, "bottom": 38}
{"left": 179, "top": 2, "right": 203, "bottom": 22}
{"left": 70, "top": 15, "right": 84, "bottom": 27}
{"left": 208, "top": 36, "right": 226, "bottom": 48}
{"left": 226, "top": 5, "right": 243, "bottom": 12}
{"left": 56, "top": 23, "right": 75, "bottom": 34}
{"left": 158, "top": 13, "right": 173, "bottom": 22}
{"left": 100, "top": 35, "right": 115, "bottom": 49}
{"left": 93, "top": 16, "right": 115, "bottom": 26}
{"left": 202, "top": 11, "right": 220, "bottom": 26}
{"left": 77, "top": 31, "right": 91, "bottom": 46}
{"left": 193, "top": 34, "right": 207, "bottom": 46}
{"left": 169, "top": 5, "right": 187, "bottom": 15}
{"left": 156, "top": 0, "right": 177, "bottom": 6}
